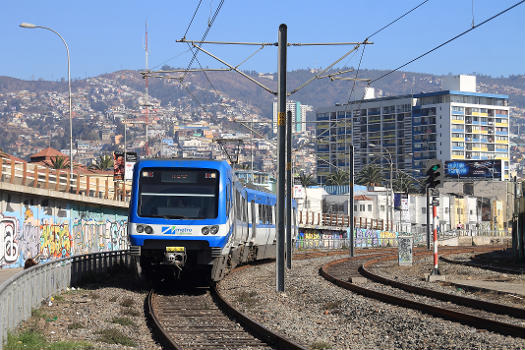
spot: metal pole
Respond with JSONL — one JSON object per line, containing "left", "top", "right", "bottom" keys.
{"left": 390, "top": 159, "right": 394, "bottom": 231}
{"left": 431, "top": 204, "right": 440, "bottom": 275}
{"left": 286, "top": 110, "right": 292, "bottom": 269}
{"left": 349, "top": 144, "right": 355, "bottom": 257}
{"left": 426, "top": 186, "right": 431, "bottom": 250}
{"left": 276, "top": 24, "right": 287, "bottom": 292}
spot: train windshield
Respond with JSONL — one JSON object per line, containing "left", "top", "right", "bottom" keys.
{"left": 138, "top": 168, "right": 219, "bottom": 219}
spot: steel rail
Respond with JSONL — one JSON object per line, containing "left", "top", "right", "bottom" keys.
{"left": 360, "top": 248, "right": 525, "bottom": 319}
{"left": 147, "top": 286, "right": 308, "bottom": 350}
{"left": 320, "top": 247, "right": 525, "bottom": 339}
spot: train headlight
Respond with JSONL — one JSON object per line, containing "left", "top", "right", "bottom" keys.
{"left": 136, "top": 225, "right": 144, "bottom": 233}
{"left": 201, "top": 226, "right": 210, "bottom": 235}
{"left": 144, "top": 226, "right": 153, "bottom": 234}
{"left": 209, "top": 225, "right": 219, "bottom": 235}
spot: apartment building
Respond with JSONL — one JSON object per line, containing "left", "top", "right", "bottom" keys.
{"left": 272, "top": 100, "right": 312, "bottom": 134}
{"left": 315, "top": 75, "right": 510, "bottom": 184}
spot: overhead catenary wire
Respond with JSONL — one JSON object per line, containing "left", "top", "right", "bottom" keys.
{"left": 180, "top": 0, "right": 225, "bottom": 84}
{"left": 369, "top": 0, "right": 525, "bottom": 85}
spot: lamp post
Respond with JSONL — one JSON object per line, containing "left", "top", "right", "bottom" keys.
{"left": 20, "top": 22, "right": 73, "bottom": 177}
{"left": 369, "top": 143, "right": 394, "bottom": 230}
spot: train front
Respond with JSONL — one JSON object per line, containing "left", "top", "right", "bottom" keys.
{"left": 128, "top": 159, "right": 231, "bottom": 279}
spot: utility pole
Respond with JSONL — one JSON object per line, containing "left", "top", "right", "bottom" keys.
{"left": 276, "top": 23, "right": 287, "bottom": 292}
{"left": 286, "top": 110, "right": 292, "bottom": 269}
{"left": 349, "top": 144, "right": 355, "bottom": 257}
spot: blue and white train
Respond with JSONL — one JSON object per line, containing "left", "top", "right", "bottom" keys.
{"left": 128, "top": 159, "right": 297, "bottom": 281}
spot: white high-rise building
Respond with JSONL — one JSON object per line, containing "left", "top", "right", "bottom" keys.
{"left": 272, "top": 100, "right": 312, "bottom": 134}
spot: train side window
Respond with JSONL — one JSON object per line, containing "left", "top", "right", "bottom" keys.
{"left": 226, "top": 184, "right": 230, "bottom": 216}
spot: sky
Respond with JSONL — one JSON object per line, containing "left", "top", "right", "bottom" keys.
{"left": 2, "top": 0, "right": 524, "bottom": 84}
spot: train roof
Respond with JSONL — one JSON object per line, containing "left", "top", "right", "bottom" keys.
{"left": 135, "top": 159, "right": 231, "bottom": 171}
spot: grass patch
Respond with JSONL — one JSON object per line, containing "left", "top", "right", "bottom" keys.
{"left": 88, "top": 292, "right": 100, "bottom": 300}
{"left": 111, "top": 317, "right": 136, "bottom": 327}
{"left": 67, "top": 322, "right": 84, "bottom": 330}
{"left": 52, "top": 295, "right": 64, "bottom": 302}
{"left": 120, "top": 308, "right": 140, "bottom": 317}
{"left": 311, "top": 341, "right": 332, "bottom": 350}
{"left": 236, "top": 291, "right": 258, "bottom": 307}
{"left": 323, "top": 300, "right": 342, "bottom": 310}
{"left": 5, "top": 329, "right": 93, "bottom": 350}
{"left": 32, "top": 309, "right": 49, "bottom": 320}
{"left": 120, "top": 297, "right": 135, "bottom": 308}
{"left": 96, "top": 328, "right": 136, "bottom": 347}
{"left": 108, "top": 296, "right": 118, "bottom": 302}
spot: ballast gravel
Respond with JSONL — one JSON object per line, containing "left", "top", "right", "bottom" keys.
{"left": 217, "top": 253, "right": 525, "bottom": 350}
{"left": 10, "top": 250, "right": 525, "bottom": 350}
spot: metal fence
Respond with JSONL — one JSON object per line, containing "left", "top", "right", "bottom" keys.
{"left": 295, "top": 233, "right": 427, "bottom": 250}
{"left": 0, "top": 250, "right": 131, "bottom": 349}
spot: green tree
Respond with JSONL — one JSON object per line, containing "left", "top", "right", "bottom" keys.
{"left": 392, "top": 170, "right": 421, "bottom": 193}
{"left": 297, "top": 172, "right": 316, "bottom": 187}
{"left": 326, "top": 169, "right": 349, "bottom": 186}
{"left": 297, "top": 172, "right": 317, "bottom": 210}
{"left": 355, "top": 164, "right": 383, "bottom": 186}
{"left": 89, "top": 154, "right": 114, "bottom": 171}
{"left": 46, "top": 156, "right": 70, "bottom": 170}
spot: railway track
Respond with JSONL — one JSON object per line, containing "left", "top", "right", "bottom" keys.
{"left": 320, "top": 246, "right": 525, "bottom": 339}
{"left": 147, "top": 285, "right": 307, "bottom": 350}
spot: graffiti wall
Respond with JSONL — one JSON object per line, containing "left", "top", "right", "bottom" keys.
{"left": 297, "top": 228, "right": 402, "bottom": 249}
{"left": 0, "top": 192, "right": 128, "bottom": 269}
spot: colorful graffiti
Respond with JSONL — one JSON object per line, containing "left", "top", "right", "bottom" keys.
{"left": 40, "top": 223, "right": 73, "bottom": 259}
{"left": 297, "top": 228, "right": 401, "bottom": 249}
{"left": 0, "top": 192, "right": 128, "bottom": 268}
{"left": 0, "top": 215, "right": 19, "bottom": 265}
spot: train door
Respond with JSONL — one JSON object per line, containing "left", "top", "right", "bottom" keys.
{"left": 250, "top": 201, "right": 257, "bottom": 241}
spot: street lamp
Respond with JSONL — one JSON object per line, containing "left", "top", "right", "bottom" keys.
{"left": 20, "top": 22, "right": 73, "bottom": 178}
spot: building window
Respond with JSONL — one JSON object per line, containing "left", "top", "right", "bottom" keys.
{"left": 360, "top": 204, "right": 365, "bottom": 211}
{"left": 421, "top": 207, "right": 426, "bottom": 214}
{"left": 354, "top": 205, "right": 358, "bottom": 211}
{"left": 380, "top": 205, "right": 385, "bottom": 211}
{"left": 368, "top": 204, "right": 372, "bottom": 211}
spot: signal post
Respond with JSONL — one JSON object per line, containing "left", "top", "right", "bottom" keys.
{"left": 425, "top": 159, "right": 444, "bottom": 275}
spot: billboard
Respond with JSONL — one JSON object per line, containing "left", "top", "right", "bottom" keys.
{"left": 444, "top": 159, "right": 502, "bottom": 181}
{"left": 124, "top": 152, "right": 138, "bottom": 181}
{"left": 113, "top": 152, "right": 125, "bottom": 181}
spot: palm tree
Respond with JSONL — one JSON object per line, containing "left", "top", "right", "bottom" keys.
{"left": 89, "top": 154, "right": 114, "bottom": 171}
{"left": 392, "top": 170, "right": 421, "bottom": 193}
{"left": 297, "top": 172, "right": 316, "bottom": 210}
{"left": 46, "top": 156, "right": 70, "bottom": 170}
{"left": 326, "top": 169, "right": 349, "bottom": 186}
{"left": 355, "top": 164, "right": 383, "bottom": 186}
{"left": 297, "top": 172, "right": 316, "bottom": 187}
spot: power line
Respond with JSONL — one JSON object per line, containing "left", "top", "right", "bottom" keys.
{"left": 370, "top": 0, "right": 525, "bottom": 85}
{"left": 183, "top": 0, "right": 204, "bottom": 39}
{"left": 180, "top": 0, "right": 225, "bottom": 84}
{"left": 366, "top": 0, "right": 431, "bottom": 40}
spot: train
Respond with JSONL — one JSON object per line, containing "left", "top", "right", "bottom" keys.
{"left": 128, "top": 159, "right": 297, "bottom": 281}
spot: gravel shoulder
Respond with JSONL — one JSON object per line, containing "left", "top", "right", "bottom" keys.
{"left": 9, "top": 249, "right": 525, "bottom": 350}
{"left": 217, "top": 251, "right": 525, "bottom": 350}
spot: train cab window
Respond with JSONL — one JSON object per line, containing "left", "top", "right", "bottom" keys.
{"left": 138, "top": 168, "right": 219, "bottom": 219}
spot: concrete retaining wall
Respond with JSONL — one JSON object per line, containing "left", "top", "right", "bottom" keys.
{"left": 0, "top": 183, "right": 128, "bottom": 269}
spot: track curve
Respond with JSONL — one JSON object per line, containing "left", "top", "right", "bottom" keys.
{"left": 320, "top": 247, "right": 525, "bottom": 339}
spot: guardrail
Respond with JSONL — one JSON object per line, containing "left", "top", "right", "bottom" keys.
{"left": 0, "top": 250, "right": 131, "bottom": 349}
{"left": 0, "top": 156, "right": 129, "bottom": 202}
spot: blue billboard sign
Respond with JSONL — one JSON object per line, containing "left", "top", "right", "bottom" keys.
{"left": 444, "top": 160, "right": 502, "bottom": 181}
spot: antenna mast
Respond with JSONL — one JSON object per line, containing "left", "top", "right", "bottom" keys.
{"left": 144, "top": 20, "right": 150, "bottom": 156}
